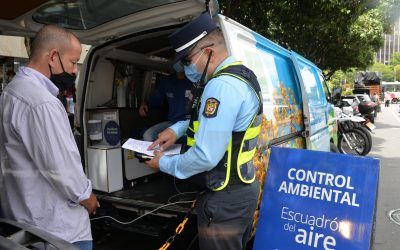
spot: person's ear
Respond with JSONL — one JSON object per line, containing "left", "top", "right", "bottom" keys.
{"left": 48, "top": 49, "right": 58, "bottom": 67}
{"left": 204, "top": 48, "right": 214, "bottom": 64}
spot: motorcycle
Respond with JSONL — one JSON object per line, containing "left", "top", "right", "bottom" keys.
{"left": 334, "top": 107, "right": 374, "bottom": 156}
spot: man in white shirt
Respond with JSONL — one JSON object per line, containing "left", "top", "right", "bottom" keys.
{"left": 384, "top": 91, "right": 391, "bottom": 107}
{"left": 0, "top": 25, "right": 98, "bottom": 250}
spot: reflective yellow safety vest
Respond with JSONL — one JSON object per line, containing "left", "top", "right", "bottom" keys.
{"left": 185, "top": 62, "right": 263, "bottom": 191}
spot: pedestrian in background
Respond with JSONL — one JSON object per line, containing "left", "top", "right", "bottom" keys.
{"left": 384, "top": 91, "right": 391, "bottom": 107}
{"left": 0, "top": 25, "right": 98, "bottom": 250}
{"left": 372, "top": 92, "right": 380, "bottom": 116}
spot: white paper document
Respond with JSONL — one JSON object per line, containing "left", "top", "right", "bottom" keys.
{"left": 122, "top": 138, "right": 182, "bottom": 157}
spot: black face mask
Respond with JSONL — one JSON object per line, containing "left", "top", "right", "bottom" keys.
{"left": 49, "top": 52, "right": 76, "bottom": 91}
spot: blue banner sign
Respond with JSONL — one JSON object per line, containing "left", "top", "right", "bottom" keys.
{"left": 253, "top": 147, "right": 379, "bottom": 250}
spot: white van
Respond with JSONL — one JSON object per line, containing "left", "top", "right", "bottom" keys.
{"left": 0, "top": 0, "right": 332, "bottom": 245}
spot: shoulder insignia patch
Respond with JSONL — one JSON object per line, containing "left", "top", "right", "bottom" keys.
{"left": 203, "top": 98, "right": 220, "bottom": 118}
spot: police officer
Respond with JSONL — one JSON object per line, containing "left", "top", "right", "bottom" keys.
{"left": 146, "top": 12, "right": 262, "bottom": 250}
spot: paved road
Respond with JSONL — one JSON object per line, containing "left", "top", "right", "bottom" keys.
{"left": 370, "top": 104, "right": 400, "bottom": 250}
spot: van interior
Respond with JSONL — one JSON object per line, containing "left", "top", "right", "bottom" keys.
{"left": 81, "top": 27, "right": 202, "bottom": 234}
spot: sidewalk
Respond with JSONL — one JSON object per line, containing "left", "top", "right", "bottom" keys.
{"left": 370, "top": 104, "right": 400, "bottom": 250}
{"left": 369, "top": 104, "right": 400, "bottom": 157}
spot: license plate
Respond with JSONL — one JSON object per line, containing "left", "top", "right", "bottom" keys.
{"left": 365, "top": 122, "right": 376, "bottom": 131}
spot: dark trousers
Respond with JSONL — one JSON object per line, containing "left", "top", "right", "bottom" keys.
{"left": 195, "top": 181, "right": 260, "bottom": 250}
{"left": 68, "top": 113, "right": 74, "bottom": 129}
{"left": 385, "top": 100, "right": 390, "bottom": 107}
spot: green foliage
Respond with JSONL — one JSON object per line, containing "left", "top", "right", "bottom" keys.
{"left": 377, "top": 0, "right": 400, "bottom": 33}
{"left": 369, "top": 62, "right": 395, "bottom": 81}
{"left": 329, "top": 69, "right": 357, "bottom": 86}
{"left": 219, "top": 0, "right": 400, "bottom": 77}
{"left": 391, "top": 52, "right": 400, "bottom": 66}
{"left": 394, "top": 65, "right": 400, "bottom": 80}
{"left": 328, "top": 68, "right": 358, "bottom": 94}
{"left": 372, "top": 52, "right": 400, "bottom": 81}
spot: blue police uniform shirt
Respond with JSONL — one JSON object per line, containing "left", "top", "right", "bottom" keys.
{"left": 147, "top": 74, "right": 192, "bottom": 123}
{"left": 159, "top": 56, "right": 260, "bottom": 179}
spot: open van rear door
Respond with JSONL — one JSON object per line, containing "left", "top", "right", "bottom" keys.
{"left": 0, "top": 0, "right": 218, "bottom": 45}
{"left": 291, "top": 52, "right": 330, "bottom": 151}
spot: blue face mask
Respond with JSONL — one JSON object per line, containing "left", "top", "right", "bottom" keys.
{"left": 183, "top": 50, "right": 205, "bottom": 83}
{"left": 184, "top": 64, "right": 201, "bottom": 83}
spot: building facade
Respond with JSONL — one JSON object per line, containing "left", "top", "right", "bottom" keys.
{"left": 376, "top": 18, "right": 400, "bottom": 65}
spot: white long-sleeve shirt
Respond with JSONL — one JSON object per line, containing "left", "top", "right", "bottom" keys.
{"left": 0, "top": 66, "right": 92, "bottom": 243}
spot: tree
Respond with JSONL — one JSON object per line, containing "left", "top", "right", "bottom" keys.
{"left": 394, "top": 65, "right": 400, "bottom": 81}
{"left": 219, "top": 0, "right": 399, "bottom": 77}
{"left": 377, "top": 0, "right": 400, "bottom": 33}
{"left": 369, "top": 62, "right": 395, "bottom": 81}
{"left": 329, "top": 68, "right": 358, "bottom": 88}
{"left": 391, "top": 52, "right": 400, "bottom": 66}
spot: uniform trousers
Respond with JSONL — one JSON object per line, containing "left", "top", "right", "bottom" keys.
{"left": 195, "top": 181, "right": 260, "bottom": 250}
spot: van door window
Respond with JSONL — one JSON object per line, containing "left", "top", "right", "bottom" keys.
{"left": 297, "top": 61, "right": 328, "bottom": 133}
{"left": 298, "top": 64, "right": 324, "bottom": 106}
{"left": 318, "top": 71, "right": 332, "bottom": 102}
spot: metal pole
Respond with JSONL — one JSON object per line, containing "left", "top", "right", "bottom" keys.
{"left": 389, "top": 35, "right": 392, "bottom": 65}
{"left": 382, "top": 37, "right": 385, "bottom": 64}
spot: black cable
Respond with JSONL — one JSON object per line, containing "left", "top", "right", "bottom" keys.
{"left": 167, "top": 191, "right": 197, "bottom": 204}
{"left": 90, "top": 200, "right": 194, "bottom": 225}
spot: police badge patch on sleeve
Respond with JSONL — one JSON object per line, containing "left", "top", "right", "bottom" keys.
{"left": 203, "top": 98, "right": 220, "bottom": 118}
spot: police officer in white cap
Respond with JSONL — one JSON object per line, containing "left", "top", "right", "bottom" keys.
{"left": 146, "top": 12, "right": 262, "bottom": 250}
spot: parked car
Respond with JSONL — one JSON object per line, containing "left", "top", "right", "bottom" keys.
{"left": 388, "top": 91, "right": 400, "bottom": 103}
{"left": 339, "top": 94, "right": 375, "bottom": 123}
{"left": 0, "top": 0, "right": 333, "bottom": 245}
